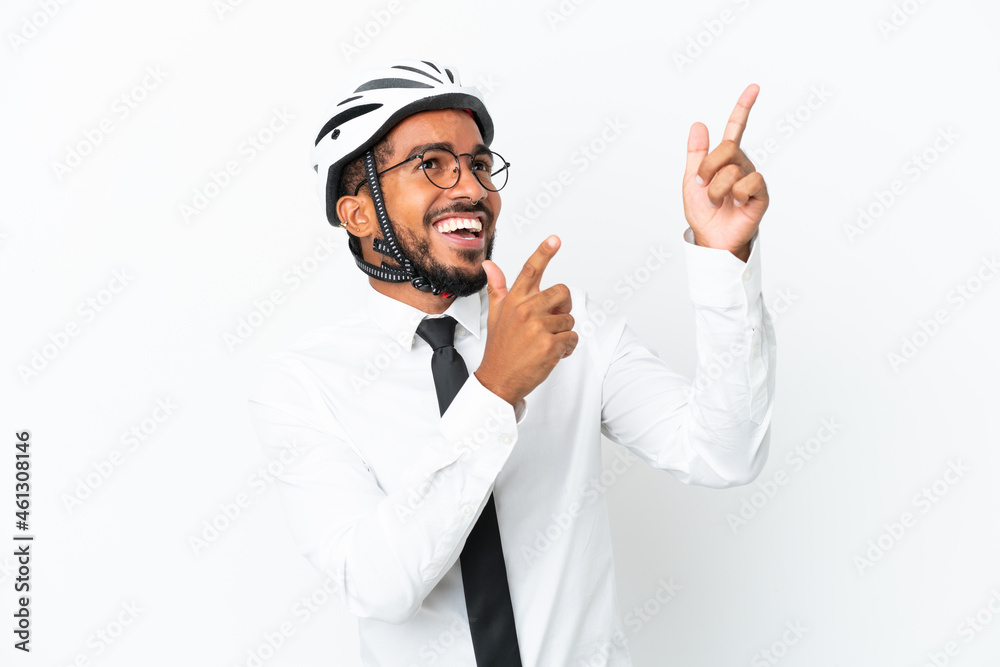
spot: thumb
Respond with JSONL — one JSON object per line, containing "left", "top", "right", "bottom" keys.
{"left": 482, "top": 260, "right": 508, "bottom": 305}
{"left": 684, "top": 121, "right": 709, "bottom": 184}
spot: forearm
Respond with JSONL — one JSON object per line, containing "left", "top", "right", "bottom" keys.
{"left": 599, "top": 231, "right": 776, "bottom": 487}
{"left": 249, "top": 368, "right": 519, "bottom": 623}
{"left": 684, "top": 294, "right": 774, "bottom": 484}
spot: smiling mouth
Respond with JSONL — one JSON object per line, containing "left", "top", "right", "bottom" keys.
{"left": 432, "top": 216, "right": 483, "bottom": 242}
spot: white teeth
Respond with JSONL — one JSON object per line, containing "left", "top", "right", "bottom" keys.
{"left": 434, "top": 217, "right": 482, "bottom": 233}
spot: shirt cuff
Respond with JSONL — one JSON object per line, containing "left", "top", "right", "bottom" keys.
{"left": 682, "top": 227, "right": 763, "bottom": 309}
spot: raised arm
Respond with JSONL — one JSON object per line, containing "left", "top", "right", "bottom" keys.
{"left": 601, "top": 84, "right": 775, "bottom": 486}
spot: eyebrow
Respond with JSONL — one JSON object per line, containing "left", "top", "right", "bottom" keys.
{"left": 402, "top": 141, "right": 491, "bottom": 160}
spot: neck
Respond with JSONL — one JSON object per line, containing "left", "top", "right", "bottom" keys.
{"left": 369, "top": 277, "right": 453, "bottom": 314}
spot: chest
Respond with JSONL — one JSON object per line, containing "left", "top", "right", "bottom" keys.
{"left": 315, "top": 336, "right": 604, "bottom": 496}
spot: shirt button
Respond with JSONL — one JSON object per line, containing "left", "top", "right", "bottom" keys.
{"left": 742, "top": 270, "right": 753, "bottom": 282}
{"left": 457, "top": 327, "right": 467, "bottom": 337}
{"left": 501, "top": 434, "right": 512, "bottom": 445}
{"left": 463, "top": 505, "right": 474, "bottom": 515}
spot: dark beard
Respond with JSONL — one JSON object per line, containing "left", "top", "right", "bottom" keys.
{"left": 393, "top": 222, "right": 496, "bottom": 297}
{"left": 388, "top": 201, "right": 496, "bottom": 298}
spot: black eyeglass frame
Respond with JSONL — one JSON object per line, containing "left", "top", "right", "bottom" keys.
{"left": 353, "top": 147, "right": 510, "bottom": 196}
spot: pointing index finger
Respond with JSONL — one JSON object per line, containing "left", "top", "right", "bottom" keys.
{"left": 722, "top": 83, "right": 760, "bottom": 147}
{"left": 512, "top": 235, "right": 560, "bottom": 295}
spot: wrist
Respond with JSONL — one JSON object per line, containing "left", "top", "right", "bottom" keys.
{"left": 731, "top": 244, "right": 751, "bottom": 262}
{"left": 473, "top": 368, "right": 519, "bottom": 406}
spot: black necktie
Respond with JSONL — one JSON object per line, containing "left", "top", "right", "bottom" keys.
{"left": 415, "top": 316, "right": 523, "bottom": 667}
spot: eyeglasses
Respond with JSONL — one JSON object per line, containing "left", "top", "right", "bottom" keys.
{"left": 354, "top": 147, "right": 510, "bottom": 196}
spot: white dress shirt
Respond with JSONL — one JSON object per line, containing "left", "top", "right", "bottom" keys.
{"left": 247, "top": 229, "right": 776, "bottom": 667}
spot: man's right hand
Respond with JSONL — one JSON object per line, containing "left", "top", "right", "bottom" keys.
{"left": 475, "top": 235, "right": 579, "bottom": 406}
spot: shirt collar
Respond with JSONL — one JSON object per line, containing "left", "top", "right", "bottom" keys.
{"left": 366, "top": 286, "right": 484, "bottom": 351}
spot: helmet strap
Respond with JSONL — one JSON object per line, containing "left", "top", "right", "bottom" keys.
{"left": 344, "top": 150, "right": 444, "bottom": 295}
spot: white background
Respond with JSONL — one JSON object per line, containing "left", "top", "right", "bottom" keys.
{"left": 2, "top": 0, "right": 999, "bottom": 665}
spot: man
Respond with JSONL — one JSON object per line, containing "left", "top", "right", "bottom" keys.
{"left": 248, "top": 59, "right": 775, "bottom": 667}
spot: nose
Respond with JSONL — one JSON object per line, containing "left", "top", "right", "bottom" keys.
{"left": 449, "top": 156, "right": 489, "bottom": 202}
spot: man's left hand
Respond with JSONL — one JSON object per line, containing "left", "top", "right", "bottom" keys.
{"left": 682, "top": 84, "right": 769, "bottom": 262}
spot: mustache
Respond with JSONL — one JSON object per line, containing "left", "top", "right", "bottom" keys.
{"left": 424, "top": 200, "right": 494, "bottom": 228}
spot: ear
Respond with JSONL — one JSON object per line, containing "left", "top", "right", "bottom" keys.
{"left": 336, "top": 195, "right": 377, "bottom": 237}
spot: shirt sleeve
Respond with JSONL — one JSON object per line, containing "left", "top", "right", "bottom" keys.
{"left": 247, "top": 356, "right": 519, "bottom": 624}
{"left": 597, "top": 229, "right": 776, "bottom": 488}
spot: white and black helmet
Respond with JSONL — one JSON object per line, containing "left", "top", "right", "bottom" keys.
{"left": 311, "top": 59, "right": 494, "bottom": 227}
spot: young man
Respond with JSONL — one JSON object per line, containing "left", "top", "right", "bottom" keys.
{"left": 249, "top": 59, "right": 775, "bottom": 667}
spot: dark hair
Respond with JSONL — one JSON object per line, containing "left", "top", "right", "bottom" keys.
{"left": 336, "top": 137, "right": 395, "bottom": 200}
